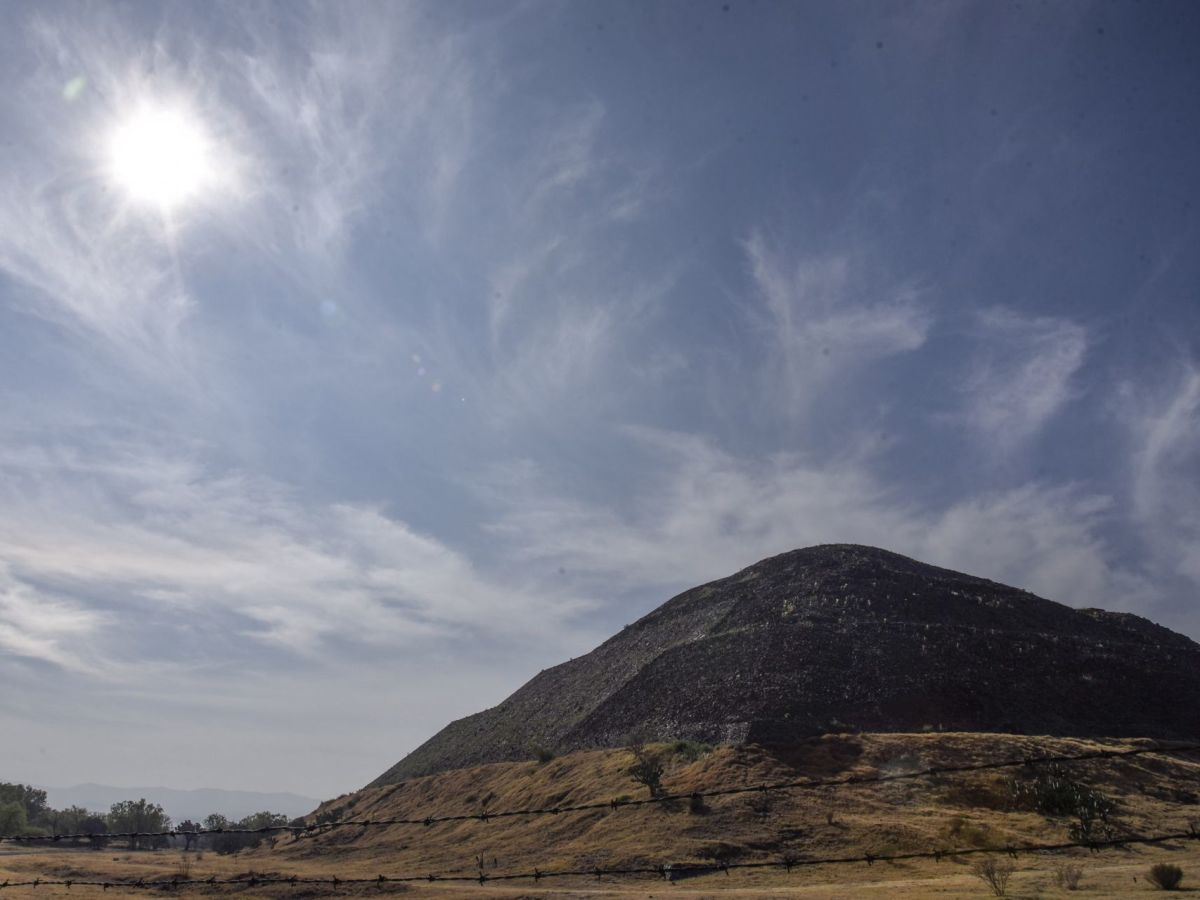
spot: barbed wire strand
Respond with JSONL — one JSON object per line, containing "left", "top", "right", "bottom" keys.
{"left": 1, "top": 825, "right": 1198, "bottom": 890}
{"left": 4, "top": 741, "right": 1197, "bottom": 845}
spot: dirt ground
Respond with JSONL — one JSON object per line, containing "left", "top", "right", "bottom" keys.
{"left": 3, "top": 845, "right": 1199, "bottom": 899}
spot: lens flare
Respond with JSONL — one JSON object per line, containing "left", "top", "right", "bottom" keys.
{"left": 62, "top": 76, "right": 87, "bottom": 101}
{"left": 106, "top": 105, "right": 216, "bottom": 210}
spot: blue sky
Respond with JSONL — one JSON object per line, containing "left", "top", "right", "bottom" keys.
{"left": 1, "top": 1, "right": 1198, "bottom": 798}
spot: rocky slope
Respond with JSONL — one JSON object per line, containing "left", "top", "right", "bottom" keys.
{"left": 372, "top": 544, "right": 1200, "bottom": 784}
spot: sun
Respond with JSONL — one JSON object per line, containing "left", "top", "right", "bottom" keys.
{"left": 106, "top": 104, "right": 217, "bottom": 211}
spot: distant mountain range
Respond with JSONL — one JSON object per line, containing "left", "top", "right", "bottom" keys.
{"left": 373, "top": 544, "right": 1200, "bottom": 784}
{"left": 41, "top": 783, "right": 321, "bottom": 825}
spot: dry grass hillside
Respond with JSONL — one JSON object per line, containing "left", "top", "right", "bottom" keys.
{"left": 3, "top": 733, "right": 1199, "bottom": 898}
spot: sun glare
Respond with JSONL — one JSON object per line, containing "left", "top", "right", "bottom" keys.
{"left": 106, "top": 105, "right": 217, "bottom": 211}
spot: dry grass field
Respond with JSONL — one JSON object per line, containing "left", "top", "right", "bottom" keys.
{"left": 3, "top": 734, "right": 1198, "bottom": 899}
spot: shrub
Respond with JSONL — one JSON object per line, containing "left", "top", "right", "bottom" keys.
{"left": 1007, "top": 765, "right": 1117, "bottom": 841}
{"left": 971, "top": 857, "right": 1015, "bottom": 897}
{"left": 688, "top": 792, "right": 708, "bottom": 815}
{"left": 671, "top": 740, "right": 713, "bottom": 761}
{"left": 1053, "top": 862, "right": 1083, "bottom": 890}
{"left": 534, "top": 746, "right": 556, "bottom": 764}
{"left": 697, "top": 841, "right": 745, "bottom": 862}
{"left": 1148, "top": 864, "right": 1184, "bottom": 891}
{"left": 312, "top": 806, "right": 344, "bottom": 827}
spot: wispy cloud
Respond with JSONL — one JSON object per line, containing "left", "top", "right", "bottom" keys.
{"left": 743, "top": 231, "right": 931, "bottom": 416}
{"left": 520, "top": 99, "right": 609, "bottom": 216}
{"left": 0, "top": 564, "right": 102, "bottom": 672}
{"left": 228, "top": 3, "right": 480, "bottom": 268}
{"left": 481, "top": 425, "right": 1145, "bottom": 615}
{"left": 483, "top": 97, "right": 646, "bottom": 348}
{"left": 0, "top": 438, "right": 588, "bottom": 672}
{"left": 1127, "top": 363, "right": 1200, "bottom": 586}
{"left": 462, "top": 96, "right": 676, "bottom": 428}
{"left": 960, "top": 307, "right": 1087, "bottom": 453}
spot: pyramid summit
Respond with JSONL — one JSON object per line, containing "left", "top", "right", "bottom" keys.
{"left": 372, "top": 544, "right": 1200, "bottom": 785}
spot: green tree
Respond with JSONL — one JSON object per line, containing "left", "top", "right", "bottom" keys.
{"left": 0, "top": 801, "right": 28, "bottom": 837}
{"left": 50, "top": 805, "right": 95, "bottom": 838}
{"left": 79, "top": 815, "right": 108, "bottom": 849}
{"left": 0, "top": 784, "right": 48, "bottom": 822}
{"left": 177, "top": 819, "right": 200, "bottom": 851}
{"left": 108, "top": 799, "right": 171, "bottom": 850}
{"left": 201, "top": 814, "right": 232, "bottom": 852}
{"left": 241, "top": 811, "right": 289, "bottom": 831}
{"left": 208, "top": 811, "right": 289, "bottom": 854}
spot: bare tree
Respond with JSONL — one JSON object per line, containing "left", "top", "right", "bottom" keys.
{"left": 971, "top": 857, "right": 1015, "bottom": 897}
{"left": 626, "top": 743, "right": 666, "bottom": 798}
{"left": 1053, "top": 862, "right": 1083, "bottom": 890}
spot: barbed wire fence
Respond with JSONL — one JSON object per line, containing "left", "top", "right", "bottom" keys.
{"left": 1, "top": 741, "right": 1197, "bottom": 891}
{"left": 2, "top": 827, "right": 1199, "bottom": 891}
